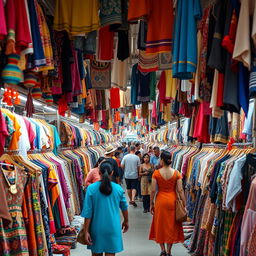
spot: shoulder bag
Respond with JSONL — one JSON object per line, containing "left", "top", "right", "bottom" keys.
{"left": 175, "top": 171, "right": 187, "bottom": 222}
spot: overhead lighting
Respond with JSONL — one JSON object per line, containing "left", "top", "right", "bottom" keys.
{"left": 19, "top": 95, "right": 43, "bottom": 106}
{"left": 44, "top": 106, "right": 56, "bottom": 112}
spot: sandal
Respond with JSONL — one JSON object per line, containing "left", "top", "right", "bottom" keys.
{"left": 160, "top": 251, "right": 166, "bottom": 256}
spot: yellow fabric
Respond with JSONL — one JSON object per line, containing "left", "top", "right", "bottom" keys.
{"left": 54, "top": 0, "right": 100, "bottom": 35}
{"left": 36, "top": 2, "right": 54, "bottom": 71}
{"left": 165, "top": 70, "right": 177, "bottom": 99}
{"left": 2, "top": 109, "right": 21, "bottom": 150}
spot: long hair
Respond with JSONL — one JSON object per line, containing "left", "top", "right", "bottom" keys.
{"left": 99, "top": 161, "right": 113, "bottom": 195}
{"left": 141, "top": 153, "right": 150, "bottom": 164}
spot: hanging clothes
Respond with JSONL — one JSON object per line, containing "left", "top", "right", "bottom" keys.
{"left": 172, "top": 0, "right": 202, "bottom": 79}
{"left": 145, "top": 0, "right": 174, "bottom": 54}
{"left": 54, "top": 0, "right": 100, "bottom": 36}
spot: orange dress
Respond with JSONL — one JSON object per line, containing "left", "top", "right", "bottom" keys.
{"left": 149, "top": 170, "right": 184, "bottom": 244}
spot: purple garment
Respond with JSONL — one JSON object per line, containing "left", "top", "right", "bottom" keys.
{"left": 50, "top": 158, "right": 70, "bottom": 209}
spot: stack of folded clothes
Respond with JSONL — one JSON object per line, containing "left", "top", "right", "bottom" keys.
{"left": 55, "top": 227, "right": 78, "bottom": 249}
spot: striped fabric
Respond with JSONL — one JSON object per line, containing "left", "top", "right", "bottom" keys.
{"left": 138, "top": 50, "right": 159, "bottom": 72}
{"left": 249, "top": 66, "right": 256, "bottom": 98}
{"left": 2, "top": 54, "right": 22, "bottom": 85}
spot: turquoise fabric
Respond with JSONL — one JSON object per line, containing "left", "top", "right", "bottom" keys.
{"left": 172, "top": 0, "right": 202, "bottom": 79}
{"left": 81, "top": 182, "right": 128, "bottom": 254}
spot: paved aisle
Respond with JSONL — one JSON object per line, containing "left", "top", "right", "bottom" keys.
{"left": 72, "top": 201, "right": 189, "bottom": 256}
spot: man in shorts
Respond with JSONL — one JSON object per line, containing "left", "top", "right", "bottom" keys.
{"left": 121, "top": 145, "right": 141, "bottom": 207}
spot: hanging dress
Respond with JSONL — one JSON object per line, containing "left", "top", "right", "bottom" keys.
{"left": 54, "top": 0, "right": 100, "bottom": 36}
{"left": 172, "top": 0, "right": 202, "bottom": 79}
{"left": 145, "top": 0, "right": 174, "bottom": 54}
{"left": 0, "top": 167, "right": 29, "bottom": 256}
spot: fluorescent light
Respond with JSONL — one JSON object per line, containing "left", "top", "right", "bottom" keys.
{"left": 19, "top": 95, "right": 42, "bottom": 106}
{"left": 44, "top": 106, "right": 56, "bottom": 112}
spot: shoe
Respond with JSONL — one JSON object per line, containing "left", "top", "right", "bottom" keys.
{"left": 129, "top": 201, "right": 133, "bottom": 205}
{"left": 160, "top": 251, "right": 166, "bottom": 256}
{"left": 143, "top": 209, "right": 148, "bottom": 213}
{"left": 135, "top": 196, "right": 138, "bottom": 201}
{"left": 130, "top": 201, "right": 137, "bottom": 207}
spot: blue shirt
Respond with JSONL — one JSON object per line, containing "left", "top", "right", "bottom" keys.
{"left": 81, "top": 182, "right": 128, "bottom": 254}
{"left": 150, "top": 155, "right": 160, "bottom": 167}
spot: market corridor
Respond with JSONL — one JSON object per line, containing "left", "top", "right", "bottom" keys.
{"left": 72, "top": 202, "right": 189, "bottom": 256}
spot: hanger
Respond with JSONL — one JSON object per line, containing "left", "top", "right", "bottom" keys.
{"left": 12, "top": 155, "right": 41, "bottom": 174}
{"left": 0, "top": 154, "right": 25, "bottom": 170}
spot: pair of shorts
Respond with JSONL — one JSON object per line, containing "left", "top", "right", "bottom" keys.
{"left": 125, "top": 178, "right": 139, "bottom": 190}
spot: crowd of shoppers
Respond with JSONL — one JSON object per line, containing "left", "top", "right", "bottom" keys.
{"left": 81, "top": 141, "right": 186, "bottom": 256}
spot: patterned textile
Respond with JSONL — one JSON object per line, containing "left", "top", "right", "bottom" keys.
{"left": 138, "top": 50, "right": 158, "bottom": 72}
{"left": 249, "top": 65, "right": 256, "bottom": 99}
{"left": 90, "top": 60, "right": 111, "bottom": 89}
{"left": 31, "top": 174, "right": 48, "bottom": 255}
{"left": 0, "top": 167, "right": 29, "bottom": 256}
{"left": 158, "top": 52, "right": 172, "bottom": 70}
{"left": 199, "top": 6, "right": 212, "bottom": 102}
{"left": 220, "top": 211, "right": 235, "bottom": 255}
{"left": 100, "top": 0, "right": 122, "bottom": 27}
{"left": 189, "top": 194, "right": 207, "bottom": 253}
{"left": 248, "top": 224, "right": 256, "bottom": 256}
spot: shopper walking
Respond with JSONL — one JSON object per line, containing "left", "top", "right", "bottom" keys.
{"left": 139, "top": 153, "right": 154, "bottom": 213}
{"left": 149, "top": 151, "right": 185, "bottom": 256}
{"left": 150, "top": 146, "right": 161, "bottom": 169}
{"left": 81, "top": 161, "right": 129, "bottom": 256}
{"left": 104, "top": 146, "right": 120, "bottom": 184}
{"left": 121, "top": 145, "right": 141, "bottom": 207}
{"left": 85, "top": 157, "right": 105, "bottom": 187}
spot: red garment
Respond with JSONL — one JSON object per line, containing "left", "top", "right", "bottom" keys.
{"left": 222, "top": 10, "right": 238, "bottom": 55}
{"left": 58, "top": 95, "right": 69, "bottom": 116}
{"left": 97, "top": 26, "right": 114, "bottom": 61}
{"left": 110, "top": 88, "right": 120, "bottom": 109}
{"left": 0, "top": 0, "right": 7, "bottom": 39}
{"left": 0, "top": 110, "right": 8, "bottom": 155}
{"left": 5, "top": 0, "right": 32, "bottom": 54}
{"left": 193, "top": 102, "right": 210, "bottom": 143}
{"left": 216, "top": 73, "right": 224, "bottom": 107}
{"left": 128, "top": 0, "right": 149, "bottom": 21}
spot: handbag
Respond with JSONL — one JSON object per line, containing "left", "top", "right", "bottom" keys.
{"left": 77, "top": 226, "right": 86, "bottom": 245}
{"left": 175, "top": 172, "right": 187, "bottom": 222}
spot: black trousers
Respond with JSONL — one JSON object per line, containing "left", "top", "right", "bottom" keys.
{"left": 143, "top": 195, "right": 150, "bottom": 210}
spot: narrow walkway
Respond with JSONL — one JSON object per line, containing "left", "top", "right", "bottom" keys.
{"left": 72, "top": 201, "right": 189, "bottom": 256}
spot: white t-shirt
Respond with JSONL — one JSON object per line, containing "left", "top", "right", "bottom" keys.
{"left": 121, "top": 153, "right": 140, "bottom": 179}
{"left": 225, "top": 155, "right": 246, "bottom": 211}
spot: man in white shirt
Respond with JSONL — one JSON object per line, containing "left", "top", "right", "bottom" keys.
{"left": 121, "top": 146, "right": 141, "bottom": 207}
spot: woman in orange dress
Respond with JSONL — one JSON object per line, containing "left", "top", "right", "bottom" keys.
{"left": 149, "top": 151, "right": 185, "bottom": 256}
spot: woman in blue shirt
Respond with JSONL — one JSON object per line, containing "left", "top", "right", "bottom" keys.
{"left": 81, "top": 161, "right": 129, "bottom": 256}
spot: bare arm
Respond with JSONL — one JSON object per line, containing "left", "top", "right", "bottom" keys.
{"left": 83, "top": 218, "right": 92, "bottom": 245}
{"left": 121, "top": 210, "right": 129, "bottom": 233}
{"left": 177, "top": 179, "right": 186, "bottom": 206}
{"left": 150, "top": 177, "right": 157, "bottom": 215}
{"left": 139, "top": 165, "right": 143, "bottom": 177}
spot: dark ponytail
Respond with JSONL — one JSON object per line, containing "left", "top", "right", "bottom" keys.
{"left": 99, "top": 161, "right": 113, "bottom": 195}
{"left": 160, "top": 150, "right": 172, "bottom": 166}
